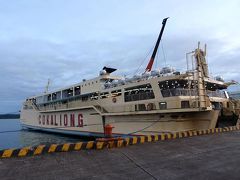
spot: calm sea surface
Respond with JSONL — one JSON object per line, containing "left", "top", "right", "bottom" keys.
{"left": 0, "top": 119, "right": 91, "bottom": 150}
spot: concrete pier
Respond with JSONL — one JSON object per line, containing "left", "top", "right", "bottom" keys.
{"left": 1, "top": 131, "right": 240, "bottom": 180}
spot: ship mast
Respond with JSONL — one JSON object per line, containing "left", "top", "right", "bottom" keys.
{"left": 145, "top": 17, "right": 169, "bottom": 72}
{"left": 44, "top": 79, "right": 51, "bottom": 93}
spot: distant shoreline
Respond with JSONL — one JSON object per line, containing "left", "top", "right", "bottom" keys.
{"left": 0, "top": 114, "right": 20, "bottom": 119}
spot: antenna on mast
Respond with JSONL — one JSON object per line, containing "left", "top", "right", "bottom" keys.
{"left": 44, "top": 79, "right": 51, "bottom": 93}
{"left": 145, "top": 17, "right": 169, "bottom": 73}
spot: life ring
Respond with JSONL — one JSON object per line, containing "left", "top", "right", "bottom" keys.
{"left": 112, "top": 97, "right": 117, "bottom": 103}
{"left": 147, "top": 103, "right": 153, "bottom": 111}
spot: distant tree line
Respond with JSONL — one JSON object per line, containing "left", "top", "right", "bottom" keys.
{"left": 0, "top": 114, "right": 20, "bottom": 119}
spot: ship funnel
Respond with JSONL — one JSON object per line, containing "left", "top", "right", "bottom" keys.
{"left": 102, "top": 66, "right": 117, "bottom": 74}
{"left": 100, "top": 66, "right": 117, "bottom": 76}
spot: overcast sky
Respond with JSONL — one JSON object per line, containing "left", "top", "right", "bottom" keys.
{"left": 0, "top": 0, "right": 240, "bottom": 113}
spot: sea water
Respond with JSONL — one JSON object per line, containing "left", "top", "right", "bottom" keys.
{"left": 0, "top": 119, "right": 90, "bottom": 150}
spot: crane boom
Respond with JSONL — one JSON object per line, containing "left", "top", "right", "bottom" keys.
{"left": 145, "top": 17, "right": 169, "bottom": 72}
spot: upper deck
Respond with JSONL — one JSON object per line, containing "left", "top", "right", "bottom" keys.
{"left": 23, "top": 66, "right": 229, "bottom": 115}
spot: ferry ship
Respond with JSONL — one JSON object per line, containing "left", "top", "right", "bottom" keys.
{"left": 20, "top": 18, "right": 233, "bottom": 137}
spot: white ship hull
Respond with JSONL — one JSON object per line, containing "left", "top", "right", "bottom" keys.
{"left": 20, "top": 107, "right": 220, "bottom": 137}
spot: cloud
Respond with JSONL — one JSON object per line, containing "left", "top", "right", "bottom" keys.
{"left": 0, "top": 0, "right": 240, "bottom": 113}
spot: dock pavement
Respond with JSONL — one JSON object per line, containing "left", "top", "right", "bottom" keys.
{"left": 1, "top": 131, "right": 240, "bottom": 180}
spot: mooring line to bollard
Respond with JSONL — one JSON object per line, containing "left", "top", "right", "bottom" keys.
{"left": 0, "top": 125, "right": 240, "bottom": 159}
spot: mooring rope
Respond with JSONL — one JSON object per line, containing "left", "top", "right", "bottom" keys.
{"left": 0, "top": 130, "right": 22, "bottom": 133}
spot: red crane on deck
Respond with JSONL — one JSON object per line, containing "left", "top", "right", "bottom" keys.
{"left": 145, "top": 17, "right": 169, "bottom": 73}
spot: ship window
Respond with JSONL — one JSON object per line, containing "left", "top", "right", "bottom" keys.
{"left": 159, "top": 102, "right": 167, "bottom": 109}
{"left": 47, "top": 94, "right": 51, "bottom": 101}
{"left": 36, "top": 96, "right": 44, "bottom": 104}
{"left": 100, "top": 92, "right": 109, "bottom": 99}
{"left": 181, "top": 101, "right": 190, "bottom": 108}
{"left": 212, "top": 102, "right": 221, "bottom": 110}
{"left": 55, "top": 91, "right": 61, "bottom": 100}
{"left": 52, "top": 93, "right": 57, "bottom": 100}
{"left": 52, "top": 92, "right": 61, "bottom": 101}
{"left": 74, "top": 86, "right": 81, "bottom": 96}
{"left": 43, "top": 95, "right": 48, "bottom": 103}
{"left": 207, "top": 90, "right": 226, "bottom": 98}
{"left": 90, "top": 92, "right": 99, "bottom": 100}
{"left": 135, "top": 104, "right": 146, "bottom": 111}
{"left": 159, "top": 80, "right": 196, "bottom": 90}
{"left": 139, "top": 104, "right": 146, "bottom": 111}
{"left": 124, "top": 84, "right": 155, "bottom": 102}
{"left": 62, "top": 88, "right": 73, "bottom": 98}
{"left": 159, "top": 80, "right": 198, "bottom": 97}
{"left": 205, "top": 82, "right": 227, "bottom": 91}
{"left": 111, "top": 89, "right": 122, "bottom": 97}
